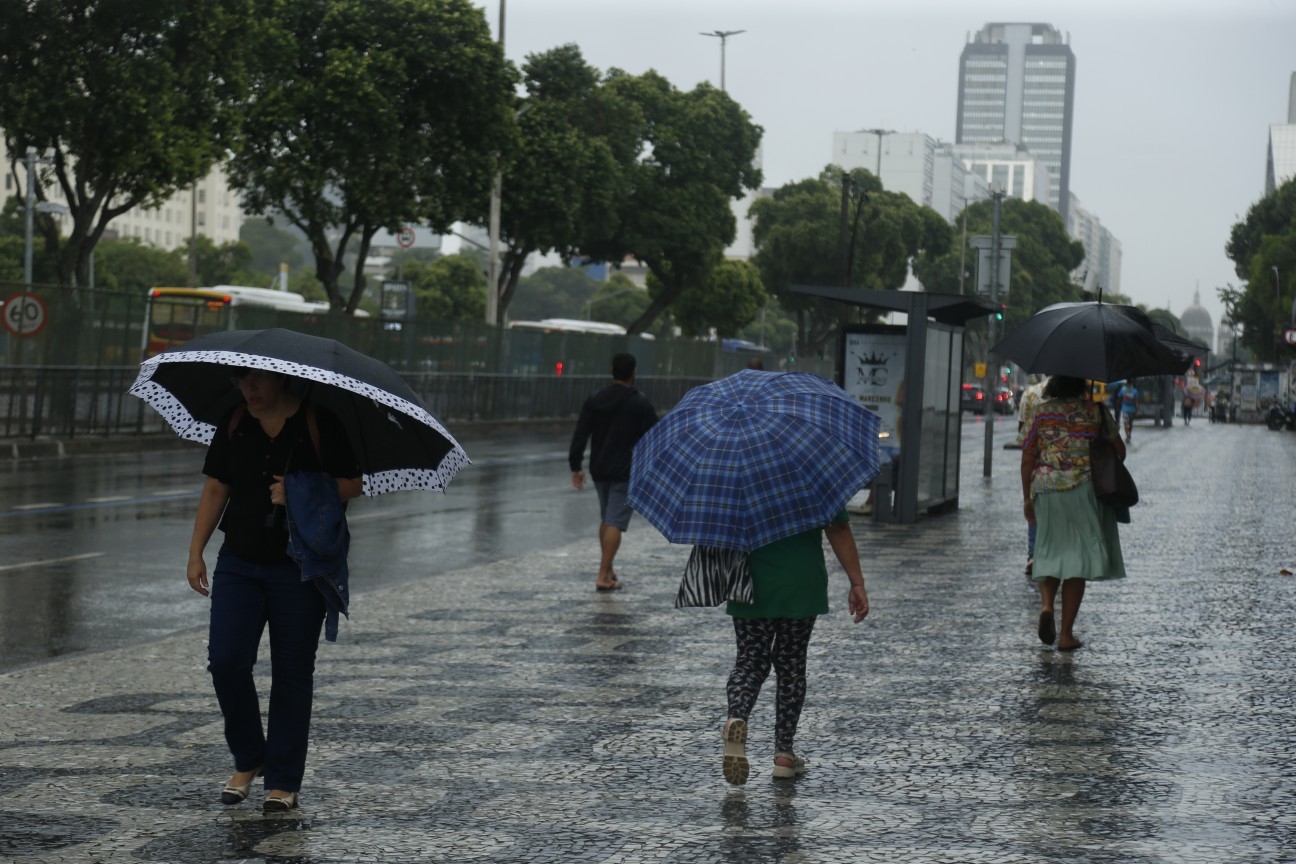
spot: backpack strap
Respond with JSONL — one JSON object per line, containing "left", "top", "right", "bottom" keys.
{"left": 227, "top": 400, "right": 322, "bottom": 462}
{"left": 226, "top": 402, "right": 246, "bottom": 441}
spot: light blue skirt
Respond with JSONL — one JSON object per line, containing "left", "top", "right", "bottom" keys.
{"left": 1032, "top": 481, "right": 1126, "bottom": 582}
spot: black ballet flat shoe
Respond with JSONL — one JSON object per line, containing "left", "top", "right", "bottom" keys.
{"left": 220, "top": 767, "right": 262, "bottom": 805}
{"left": 263, "top": 791, "right": 299, "bottom": 812}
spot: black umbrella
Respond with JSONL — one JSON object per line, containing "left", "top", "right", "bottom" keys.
{"left": 990, "top": 302, "right": 1192, "bottom": 383}
{"left": 1151, "top": 322, "right": 1208, "bottom": 366}
{"left": 128, "top": 328, "right": 469, "bottom": 495}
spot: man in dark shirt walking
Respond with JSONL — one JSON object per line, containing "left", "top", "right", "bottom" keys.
{"left": 569, "top": 352, "right": 658, "bottom": 591}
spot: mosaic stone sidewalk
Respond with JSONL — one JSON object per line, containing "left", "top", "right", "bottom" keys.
{"left": 2, "top": 421, "right": 1294, "bottom": 863}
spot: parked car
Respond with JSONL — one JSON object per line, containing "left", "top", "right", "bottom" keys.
{"left": 994, "top": 387, "right": 1016, "bottom": 414}
{"left": 961, "top": 383, "right": 987, "bottom": 415}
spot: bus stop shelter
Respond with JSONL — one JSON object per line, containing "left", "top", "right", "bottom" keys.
{"left": 792, "top": 285, "right": 996, "bottom": 524}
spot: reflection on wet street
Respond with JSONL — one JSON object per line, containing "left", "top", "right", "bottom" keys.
{"left": 0, "top": 423, "right": 592, "bottom": 671}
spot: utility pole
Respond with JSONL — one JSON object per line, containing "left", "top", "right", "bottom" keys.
{"left": 983, "top": 190, "right": 1004, "bottom": 478}
{"left": 485, "top": 0, "right": 506, "bottom": 326}
{"left": 23, "top": 147, "right": 35, "bottom": 286}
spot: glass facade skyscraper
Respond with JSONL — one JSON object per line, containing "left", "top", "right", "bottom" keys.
{"left": 956, "top": 23, "right": 1075, "bottom": 224}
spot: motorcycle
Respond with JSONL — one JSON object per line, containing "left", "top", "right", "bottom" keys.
{"left": 1265, "top": 402, "right": 1296, "bottom": 431}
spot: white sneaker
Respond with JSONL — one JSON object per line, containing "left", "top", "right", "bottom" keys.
{"left": 772, "top": 751, "right": 806, "bottom": 779}
{"left": 722, "top": 718, "right": 749, "bottom": 785}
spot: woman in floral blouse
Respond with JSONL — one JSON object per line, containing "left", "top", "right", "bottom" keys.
{"left": 1021, "top": 375, "right": 1126, "bottom": 650}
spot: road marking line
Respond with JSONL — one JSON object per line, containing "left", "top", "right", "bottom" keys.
{"left": 0, "top": 551, "right": 104, "bottom": 573}
{"left": 12, "top": 503, "right": 63, "bottom": 511}
{"left": 86, "top": 495, "right": 132, "bottom": 503}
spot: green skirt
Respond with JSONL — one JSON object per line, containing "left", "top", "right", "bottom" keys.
{"left": 1032, "top": 481, "right": 1126, "bottom": 582}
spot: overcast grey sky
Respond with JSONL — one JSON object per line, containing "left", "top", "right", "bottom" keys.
{"left": 486, "top": 0, "right": 1295, "bottom": 331}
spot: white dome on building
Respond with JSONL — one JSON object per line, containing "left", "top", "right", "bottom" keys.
{"left": 1180, "top": 290, "right": 1214, "bottom": 353}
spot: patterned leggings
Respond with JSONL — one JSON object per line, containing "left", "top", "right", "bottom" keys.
{"left": 726, "top": 616, "right": 817, "bottom": 753}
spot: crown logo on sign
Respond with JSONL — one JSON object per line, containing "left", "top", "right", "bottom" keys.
{"left": 857, "top": 352, "right": 889, "bottom": 366}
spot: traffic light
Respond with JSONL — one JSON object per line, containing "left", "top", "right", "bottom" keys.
{"left": 995, "top": 304, "right": 1005, "bottom": 321}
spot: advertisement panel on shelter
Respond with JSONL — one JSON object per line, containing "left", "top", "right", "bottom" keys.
{"left": 842, "top": 326, "right": 906, "bottom": 459}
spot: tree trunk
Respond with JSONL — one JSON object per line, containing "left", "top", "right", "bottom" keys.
{"left": 497, "top": 249, "right": 529, "bottom": 327}
{"left": 345, "top": 226, "right": 379, "bottom": 315}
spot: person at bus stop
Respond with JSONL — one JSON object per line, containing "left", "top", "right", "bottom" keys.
{"left": 186, "top": 368, "right": 361, "bottom": 812}
{"left": 1021, "top": 375, "right": 1126, "bottom": 652}
{"left": 1118, "top": 379, "right": 1139, "bottom": 443}
{"left": 569, "top": 352, "right": 658, "bottom": 591}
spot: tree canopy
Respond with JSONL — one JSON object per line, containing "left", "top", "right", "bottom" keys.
{"left": 227, "top": 0, "right": 515, "bottom": 314}
{"left": 1222, "top": 177, "right": 1296, "bottom": 362}
{"left": 491, "top": 45, "right": 637, "bottom": 326}
{"left": 660, "top": 259, "right": 767, "bottom": 338}
{"left": 406, "top": 254, "right": 486, "bottom": 322}
{"left": 589, "top": 71, "right": 763, "bottom": 334}
{"left": 752, "top": 167, "right": 953, "bottom": 352}
{"left": 913, "top": 196, "right": 1086, "bottom": 330}
{"left": 0, "top": 0, "right": 256, "bottom": 288}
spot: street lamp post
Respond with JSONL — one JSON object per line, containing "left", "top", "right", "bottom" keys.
{"left": 1273, "top": 265, "right": 1282, "bottom": 362}
{"left": 699, "top": 30, "right": 745, "bottom": 92}
{"left": 856, "top": 128, "right": 894, "bottom": 180}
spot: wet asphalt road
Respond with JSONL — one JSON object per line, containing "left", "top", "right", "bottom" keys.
{"left": 0, "top": 421, "right": 603, "bottom": 672}
{"left": 0, "top": 413, "right": 1022, "bottom": 673}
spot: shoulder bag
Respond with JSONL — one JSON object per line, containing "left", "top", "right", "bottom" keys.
{"left": 1090, "top": 406, "right": 1138, "bottom": 508}
{"left": 676, "top": 546, "right": 753, "bottom": 608}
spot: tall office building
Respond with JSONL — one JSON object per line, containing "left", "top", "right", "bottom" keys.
{"left": 955, "top": 23, "right": 1076, "bottom": 224}
{"left": 1265, "top": 72, "right": 1296, "bottom": 194}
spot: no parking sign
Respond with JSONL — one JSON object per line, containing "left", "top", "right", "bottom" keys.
{"left": 2, "top": 292, "right": 47, "bottom": 337}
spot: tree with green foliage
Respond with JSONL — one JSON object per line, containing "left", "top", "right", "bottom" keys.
{"left": 752, "top": 167, "right": 953, "bottom": 353}
{"left": 227, "top": 0, "right": 515, "bottom": 315}
{"left": 0, "top": 0, "right": 256, "bottom": 288}
{"left": 660, "top": 259, "right": 766, "bottom": 338}
{"left": 90, "top": 239, "right": 189, "bottom": 294}
{"left": 509, "top": 266, "right": 602, "bottom": 322}
{"left": 176, "top": 236, "right": 257, "bottom": 288}
{"left": 914, "top": 196, "right": 1085, "bottom": 331}
{"left": 585, "top": 273, "right": 655, "bottom": 332}
{"left": 491, "top": 45, "right": 637, "bottom": 326}
{"left": 1223, "top": 178, "right": 1296, "bottom": 362}
{"left": 240, "top": 218, "right": 308, "bottom": 281}
{"left": 587, "top": 71, "right": 762, "bottom": 334}
{"left": 406, "top": 254, "right": 486, "bottom": 321}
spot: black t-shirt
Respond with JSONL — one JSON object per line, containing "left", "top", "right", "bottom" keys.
{"left": 203, "top": 403, "right": 361, "bottom": 564}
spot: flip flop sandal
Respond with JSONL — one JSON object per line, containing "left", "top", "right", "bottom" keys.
{"left": 1038, "top": 610, "right": 1056, "bottom": 645}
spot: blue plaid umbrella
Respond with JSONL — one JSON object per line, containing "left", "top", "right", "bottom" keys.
{"left": 628, "top": 369, "right": 883, "bottom": 552}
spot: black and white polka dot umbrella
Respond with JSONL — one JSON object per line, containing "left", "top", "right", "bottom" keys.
{"left": 128, "top": 328, "right": 469, "bottom": 495}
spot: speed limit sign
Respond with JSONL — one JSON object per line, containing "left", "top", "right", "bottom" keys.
{"left": 2, "top": 292, "right": 47, "bottom": 337}
{"left": 396, "top": 226, "right": 416, "bottom": 249}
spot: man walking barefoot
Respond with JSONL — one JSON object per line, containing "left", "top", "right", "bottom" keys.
{"left": 569, "top": 353, "right": 658, "bottom": 591}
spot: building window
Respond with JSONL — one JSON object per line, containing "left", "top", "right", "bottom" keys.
{"left": 198, "top": 189, "right": 206, "bottom": 204}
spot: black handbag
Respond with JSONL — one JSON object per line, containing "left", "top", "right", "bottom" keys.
{"left": 1090, "top": 407, "right": 1138, "bottom": 508}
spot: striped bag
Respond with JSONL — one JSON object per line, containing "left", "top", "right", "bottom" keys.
{"left": 675, "top": 546, "right": 754, "bottom": 608}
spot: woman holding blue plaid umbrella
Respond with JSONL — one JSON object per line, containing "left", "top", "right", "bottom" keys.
{"left": 628, "top": 369, "right": 879, "bottom": 784}
{"left": 720, "top": 517, "right": 869, "bottom": 784}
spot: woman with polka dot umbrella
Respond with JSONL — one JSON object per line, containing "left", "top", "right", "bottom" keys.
{"left": 128, "top": 327, "right": 469, "bottom": 495}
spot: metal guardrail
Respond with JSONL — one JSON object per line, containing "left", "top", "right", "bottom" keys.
{"left": 0, "top": 366, "right": 708, "bottom": 440}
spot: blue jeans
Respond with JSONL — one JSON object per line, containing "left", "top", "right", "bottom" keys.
{"left": 208, "top": 549, "right": 324, "bottom": 793}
